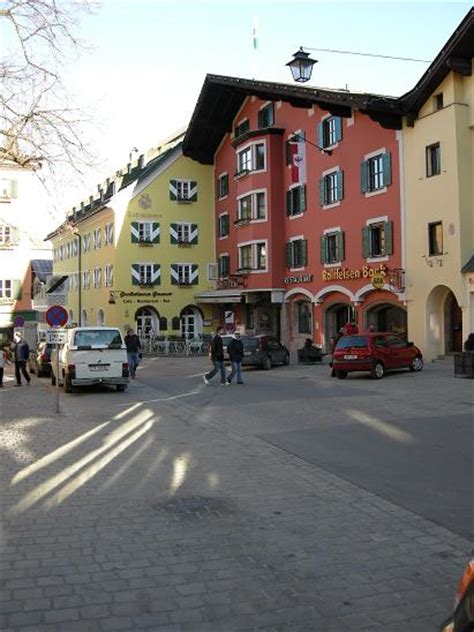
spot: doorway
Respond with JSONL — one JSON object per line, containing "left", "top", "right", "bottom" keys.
{"left": 135, "top": 307, "right": 159, "bottom": 338}
{"left": 445, "top": 291, "right": 462, "bottom": 352}
{"left": 180, "top": 306, "right": 203, "bottom": 338}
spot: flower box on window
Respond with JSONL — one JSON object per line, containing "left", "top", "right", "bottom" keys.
{"left": 177, "top": 280, "right": 192, "bottom": 287}
{"left": 177, "top": 239, "right": 192, "bottom": 247}
{"left": 234, "top": 169, "right": 250, "bottom": 180}
{"left": 138, "top": 238, "right": 153, "bottom": 246}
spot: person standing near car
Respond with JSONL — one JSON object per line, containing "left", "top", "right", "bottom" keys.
{"left": 11, "top": 332, "right": 31, "bottom": 386}
{"left": 124, "top": 328, "right": 141, "bottom": 379}
{"left": 226, "top": 331, "right": 244, "bottom": 385}
{"left": 203, "top": 328, "right": 228, "bottom": 386}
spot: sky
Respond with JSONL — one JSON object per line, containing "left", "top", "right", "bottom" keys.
{"left": 27, "top": 1, "right": 474, "bottom": 221}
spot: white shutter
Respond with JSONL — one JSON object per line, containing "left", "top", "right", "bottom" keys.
{"left": 207, "top": 263, "right": 218, "bottom": 281}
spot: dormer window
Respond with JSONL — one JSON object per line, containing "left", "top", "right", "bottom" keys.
{"left": 234, "top": 119, "right": 250, "bottom": 139}
{"left": 258, "top": 103, "right": 274, "bottom": 129}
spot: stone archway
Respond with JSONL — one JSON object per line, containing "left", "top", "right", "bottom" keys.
{"left": 426, "top": 285, "right": 462, "bottom": 357}
{"left": 180, "top": 305, "right": 204, "bottom": 339}
{"left": 365, "top": 302, "right": 407, "bottom": 336}
{"left": 134, "top": 306, "right": 160, "bottom": 338}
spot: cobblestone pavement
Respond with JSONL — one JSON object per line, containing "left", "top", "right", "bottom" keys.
{"left": 0, "top": 358, "right": 472, "bottom": 632}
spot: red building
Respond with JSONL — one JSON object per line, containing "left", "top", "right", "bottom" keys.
{"left": 184, "top": 76, "right": 406, "bottom": 356}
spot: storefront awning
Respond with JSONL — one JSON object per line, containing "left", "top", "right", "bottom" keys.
{"left": 194, "top": 289, "right": 243, "bottom": 304}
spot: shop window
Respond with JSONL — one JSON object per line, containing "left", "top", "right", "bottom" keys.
{"left": 428, "top": 221, "right": 443, "bottom": 255}
{"left": 426, "top": 143, "right": 441, "bottom": 177}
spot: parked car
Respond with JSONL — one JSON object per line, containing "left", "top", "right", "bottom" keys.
{"left": 28, "top": 342, "right": 53, "bottom": 377}
{"left": 50, "top": 327, "right": 129, "bottom": 393}
{"left": 332, "top": 332, "right": 423, "bottom": 379}
{"left": 440, "top": 559, "right": 474, "bottom": 632}
{"left": 237, "top": 335, "right": 289, "bottom": 370}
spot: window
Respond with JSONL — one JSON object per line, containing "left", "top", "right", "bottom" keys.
{"left": 236, "top": 191, "right": 267, "bottom": 223}
{"left": 258, "top": 103, "right": 274, "bottom": 129}
{"left": 131, "top": 221, "right": 160, "bottom": 244}
{"left": 93, "top": 228, "right": 102, "bottom": 249}
{"left": 238, "top": 242, "right": 267, "bottom": 272}
{"left": 0, "top": 279, "right": 12, "bottom": 298}
{"left": 170, "top": 223, "right": 197, "bottom": 245}
{"left": 362, "top": 221, "right": 393, "bottom": 258}
{"left": 104, "top": 222, "right": 114, "bottom": 245}
{"left": 428, "top": 221, "right": 443, "bottom": 256}
{"left": 218, "top": 214, "right": 230, "bottom": 238}
{"left": 256, "top": 243, "right": 267, "bottom": 270}
{"left": 434, "top": 93, "right": 443, "bottom": 111}
{"left": 83, "top": 234, "right": 91, "bottom": 253}
{"left": 361, "top": 152, "right": 391, "bottom": 193}
{"left": 171, "top": 264, "right": 199, "bottom": 286}
{"left": 105, "top": 264, "right": 114, "bottom": 287}
{"left": 93, "top": 267, "right": 102, "bottom": 289}
{"left": 321, "top": 231, "right": 345, "bottom": 264}
{"left": 317, "top": 116, "right": 342, "bottom": 149}
{"left": 83, "top": 270, "right": 91, "bottom": 289}
{"left": 320, "top": 170, "right": 343, "bottom": 206}
{"left": 236, "top": 142, "right": 265, "bottom": 176}
{"left": 239, "top": 244, "right": 252, "bottom": 270}
{"left": 131, "top": 263, "right": 161, "bottom": 286}
{"left": 286, "top": 239, "right": 308, "bottom": 268}
{"left": 0, "top": 179, "right": 17, "bottom": 200}
{"left": 217, "top": 173, "right": 229, "bottom": 199}
{"left": 218, "top": 254, "right": 230, "bottom": 278}
{"left": 286, "top": 185, "right": 306, "bottom": 216}
{"left": 234, "top": 119, "right": 249, "bottom": 138}
{"left": 169, "top": 179, "right": 197, "bottom": 202}
{"left": 426, "top": 143, "right": 441, "bottom": 177}
{"left": 297, "top": 302, "right": 312, "bottom": 335}
{"left": 0, "top": 225, "right": 11, "bottom": 245}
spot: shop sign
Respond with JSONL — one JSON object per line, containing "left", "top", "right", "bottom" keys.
{"left": 109, "top": 290, "right": 173, "bottom": 306}
{"left": 322, "top": 264, "right": 386, "bottom": 282}
{"left": 217, "top": 277, "right": 242, "bottom": 289}
{"left": 283, "top": 273, "right": 313, "bottom": 284}
{"left": 371, "top": 272, "right": 385, "bottom": 289}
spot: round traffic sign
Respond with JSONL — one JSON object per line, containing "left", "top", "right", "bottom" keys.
{"left": 46, "top": 305, "right": 68, "bottom": 328}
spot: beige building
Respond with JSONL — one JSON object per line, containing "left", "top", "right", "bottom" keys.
{"left": 401, "top": 9, "right": 473, "bottom": 360}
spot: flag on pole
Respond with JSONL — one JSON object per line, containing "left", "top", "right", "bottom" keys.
{"left": 253, "top": 16, "right": 258, "bottom": 50}
{"left": 290, "top": 137, "right": 307, "bottom": 184}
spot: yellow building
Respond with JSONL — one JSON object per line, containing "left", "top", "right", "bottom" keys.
{"left": 401, "top": 9, "right": 473, "bottom": 360}
{"left": 46, "top": 134, "right": 217, "bottom": 338}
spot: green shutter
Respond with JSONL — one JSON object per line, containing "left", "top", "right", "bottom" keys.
{"left": 360, "top": 160, "right": 369, "bottom": 193}
{"left": 319, "top": 177, "right": 325, "bottom": 206}
{"left": 286, "top": 190, "right": 293, "bottom": 216}
{"left": 301, "top": 239, "right": 308, "bottom": 267}
{"left": 13, "top": 279, "right": 22, "bottom": 300}
{"left": 285, "top": 140, "right": 292, "bottom": 166}
{"left": 337, "top": 232, "right": 345, "bottom": 262}
{"left": 131, "top": 264, "right": 140, "bottom": 285}
{"left": 382, "top": 153, "right": 392, "bottom": 187}
{"left": 337, "top": 170, "right": 344, "bottom": 200}
{"left": 152, "top": 222, "right": 160, "bottom": 244}
{"left": 317, "top": 122, "right": 323, "bottom": 149}
{"left": 320, "top": 235, "right": 327, "bottom": 264}
{"left": 335, "top": 117, "right": 342, "bottom": 142}
{"left": 170, "top": 223, "right": 178, "bottom": 244}
{"left": 257, "top": 109, "right": 264, "bottom": 129}
{"left": 299, "top": 185, "right": 306, "bottom": 213}
{"left": 170, "top": 264, "right": 178, "bottom": 285}
{"left": 191, "top": 264, "right": 199, "bottom": 285}
{"left": 191, "top": 224, "right": 198, "bottom": 245}
{"left": 169, "top": 179, "right": 177, "bottom": 201}
{"left": 131, "top": 221, "right": 139, "bottom": 243}
{"left": 384, "top": 221, "right": 393, "bottom": 255}
{"left": 190, "top": 181, "right": 198, "bottom": 202}
{"left": 286, "top": 242, "right": 293, "bottom": 268}
{"left": 362, "top": 227, "right": 370, "bottom": 258}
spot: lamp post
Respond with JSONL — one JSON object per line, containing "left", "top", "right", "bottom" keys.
{"left": 286, "top": 47, "right": 317, "bottom": 83}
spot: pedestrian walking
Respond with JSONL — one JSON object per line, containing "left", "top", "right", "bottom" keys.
{"left": 124, "top": 328, "right": 141, "bottom": 379}
{"left": 203, "top": 328, "right": 228, "bottom": 386}
{"left": 227, "top": 331, "right": 244, "bottom": 384}
{"left": 0, "top": 347, "right": 10, "bottom": 387}
{"left": 11, "top": 332, "right": 31, "bottom": 386}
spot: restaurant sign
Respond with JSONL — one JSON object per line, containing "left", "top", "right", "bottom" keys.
{"left": 322, "top": 264, "right": 386, "bottom": 282}
{"left": 283, "top": 273, "right": 313, "bottom": 285}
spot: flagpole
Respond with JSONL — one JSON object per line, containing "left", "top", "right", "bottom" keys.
{"left": 252, "top": 16, "right": 259, "bottom": 79}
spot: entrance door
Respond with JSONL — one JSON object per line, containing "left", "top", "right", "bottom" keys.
{"left": 446, "top": 292, "right": 462, "bottom": 352}
{"left": 136, "top": 307, "right": 158, "bottom": 338}
{"left": 181, "top": 310, "right": 195, "bottom": 339}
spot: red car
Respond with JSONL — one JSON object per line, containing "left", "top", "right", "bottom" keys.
{"left": 332, "top": 332, "right": 423, "bottom": 379}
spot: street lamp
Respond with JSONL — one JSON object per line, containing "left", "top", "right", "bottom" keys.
{"left": 286, "top": 47, "right": 317, "bottom": 83}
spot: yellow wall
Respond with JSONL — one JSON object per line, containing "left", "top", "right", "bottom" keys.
{"left": 403, "top": 66, "right": 473, "bottom": 359}
{"left": 51, "top": 147, "right": 216, "bottom": 337}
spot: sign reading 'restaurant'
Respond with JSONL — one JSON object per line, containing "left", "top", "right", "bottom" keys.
{"left": 283, "top": 274, "right": 313, "bottom": 284}
{"left": 322, "top": 264, "right": 386, "bottom": 282}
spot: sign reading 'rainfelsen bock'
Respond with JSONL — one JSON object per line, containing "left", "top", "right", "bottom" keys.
{"left": 322, "top": 264, "right": 386, "bottom": 282}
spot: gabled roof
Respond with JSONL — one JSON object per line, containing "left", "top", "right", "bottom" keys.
{"left": 183, "top": 75, "right": 401, "bottom": 165}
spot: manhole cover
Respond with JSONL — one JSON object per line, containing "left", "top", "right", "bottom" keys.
{"left": 154, "top": 496, "right": 235, "bottom": 518}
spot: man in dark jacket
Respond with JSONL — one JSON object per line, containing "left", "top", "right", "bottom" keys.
{"left": 124, "top": 328, "right": 141, "bottom": 379}
{"left": 203, "top": 328, "right": 228, "bottom": 386}
{"left": 226, "top": 332, "right": 244, "bottom": 384}
{"left": 11, "top": 332, "right": 31, "bottom": 386}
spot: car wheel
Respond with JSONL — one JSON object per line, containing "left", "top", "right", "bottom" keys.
{"left": 409, "top": 356, "right": 423, "bottom": 372}
{"left": 262, "top": 356, "right": 272, "bottom": 370}
{"left": 116, "top": 384, "right": 127, "bottom": 392}
{"left": 371, "top": 361, "right": 385, "bottom": 379}
{"left": 282, "top": 353, "right": 290, "bottom": 366}
{"left": 64, "top": 374, "right": 73, "bottom": 393}
{"left": 335, "top": 370, "right": 347, "bottom": 379}
{"left": 51, "top": 373, "right": 56, "bottom": 386}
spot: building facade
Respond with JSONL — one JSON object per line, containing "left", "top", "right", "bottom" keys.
{"left": 401, "top": 9, "right": 473, "bottom": 360}
{"left": 184, "top": 76, "right": 406, "bottom": 356}
{"left": 0, "top": 162, "right": 52, "bottom": 347}
{"left": 47, "top": 137, "right": 217, "bottom": 339}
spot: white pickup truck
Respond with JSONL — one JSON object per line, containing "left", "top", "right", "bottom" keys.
{"left": 50, "top": 327, "right": 129, "bottom": 393}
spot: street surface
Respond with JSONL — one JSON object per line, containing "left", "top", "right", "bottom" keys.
{"left": 0, "top": 355, "right": 472, "bottom": 632}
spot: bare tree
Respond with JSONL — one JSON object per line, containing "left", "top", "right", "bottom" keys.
{"left": 0, "top": 0, "right": 96, "bottom": 174}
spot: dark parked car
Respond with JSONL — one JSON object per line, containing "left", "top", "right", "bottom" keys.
{"left": 239, "top": 335, "right": 289, "bottom": 370}
{"left": 28, "top": 342, "right": 53, "bottom": 377}
{"left": 332, "top": 332, "right": 423, "bottom": 379}
{"left": 440, "top": 559, "right": 474, "bottom": 632}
